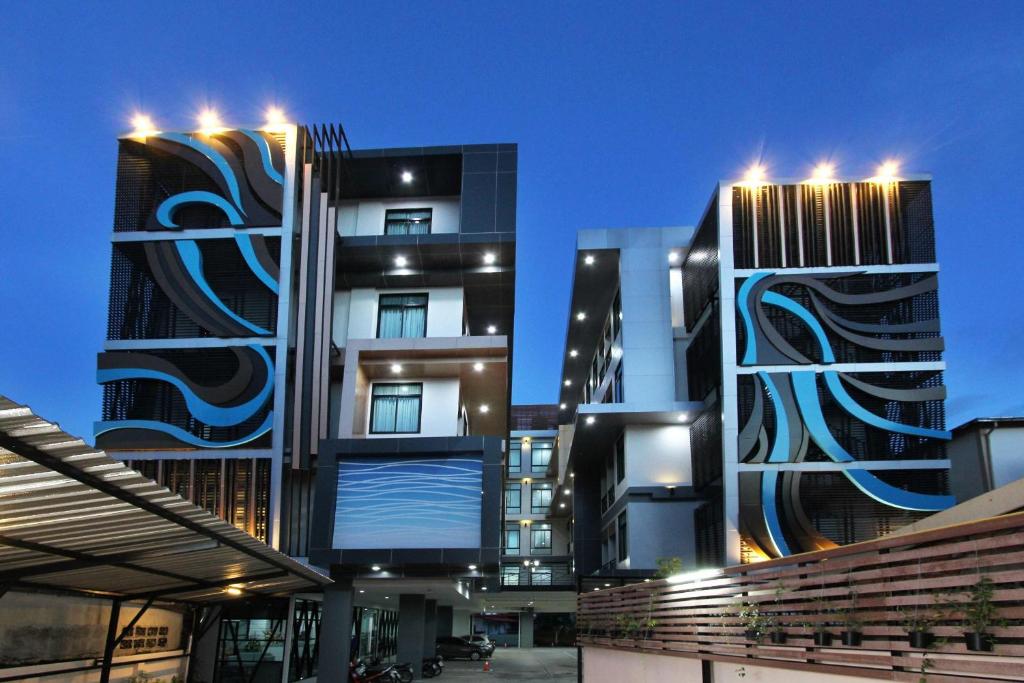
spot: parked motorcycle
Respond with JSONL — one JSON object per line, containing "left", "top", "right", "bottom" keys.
{"left": 350, "top": 658, "right": 401, "bottom": 682}
{"left": 422, "top": 654, "right": 444, "bottom": 678}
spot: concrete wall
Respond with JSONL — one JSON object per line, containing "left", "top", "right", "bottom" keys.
{"left": 452, "top": 609, "right": 472, "bottom": 637}
{"left": 624, "top": 499, "right": 702, "bottom": 570}
{"left": 365, "top": 378, "right": 461, "bottom": 438}
{"left": 339, "top": 287, "right": 465, "bottom": 345}
{"left": 583, "top": 647, "right": 877, "bottom": 683}
{"left": 621, "top": 425, "right": 692, "bottom": 494}
{"left": 337, "top": 196, "right": 461, "bottom": 236}
{"left": 990, "top": 427, "right": 1024, "bottom": 488}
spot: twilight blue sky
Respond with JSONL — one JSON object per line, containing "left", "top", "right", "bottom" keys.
{"left": 1, "top": 2, "right": 1022, "bottom": 439}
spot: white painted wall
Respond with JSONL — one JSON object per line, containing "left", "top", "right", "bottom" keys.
{"left": 332, "top": 290, "right": 352, "bottom": 346}
{"left": 668, "top": 267, "right": 684, "bottom": 328}
{"left": 337, "top": 196, "right": 461, "bottom": 236}
{"left": 365, "top": 378, "right": 460, "bottom": 438}
{"left": 344, "top": 287, "right": 465, "bottom": 342}
{"left": 990, "top": 427, "right": 1024, "bottom": 488}
{"left": 620, "top": 425, "right": 692, "bottom": 495}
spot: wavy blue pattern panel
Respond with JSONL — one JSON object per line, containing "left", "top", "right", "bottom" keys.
{"left": 333, "top": 457, "right": 482, "bottom": 549}
{"left": 94, "top": 413, "right": 273, "bottom": 449}
{"left": 176, "top": 240, "right": 272, "bottom": 336}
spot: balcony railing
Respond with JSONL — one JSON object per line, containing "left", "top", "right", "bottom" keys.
{"left": 578, "top": 511, "right": 1024, "bottom": 681}
{"left": 501, "top": 563, "right": 574, "bottom": 589}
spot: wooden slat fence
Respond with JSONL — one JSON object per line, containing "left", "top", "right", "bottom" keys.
{"left": 577, "top": 512, "right": 1024, "bottom": 682}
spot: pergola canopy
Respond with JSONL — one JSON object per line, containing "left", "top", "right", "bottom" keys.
{"left": 0, "top": 396, "right": 330, "bottom": 602}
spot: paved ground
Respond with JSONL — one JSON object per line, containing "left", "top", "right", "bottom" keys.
{"left": 440, "top": 647, "right": 577, "bottom": 681}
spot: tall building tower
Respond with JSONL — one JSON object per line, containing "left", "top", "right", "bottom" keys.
{"left": 686, "top": 172, "right": 954, "bottom": 565}
{"left": 96, "top": 121, "right": 516, "bottom": 675}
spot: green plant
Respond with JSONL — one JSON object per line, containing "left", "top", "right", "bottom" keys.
{"left": 840, "top": 589, "right": 863, "bottom": 632}
{"left": 655, "top": 557, "right": 683, "bottom": 579}
{"left": 613, "top": 614, "right": 630, "bottom": 638}
{"left": 961, "top": 577, "right": 1005, "bottom": 634}
{"left": 735, "top": 600, "right": 769, "bottom": 642}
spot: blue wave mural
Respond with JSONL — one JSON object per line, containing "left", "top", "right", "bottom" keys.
{"left": 333, "top": 457, "right": 482, "bottom": 550}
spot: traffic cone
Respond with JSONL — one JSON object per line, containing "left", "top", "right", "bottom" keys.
{"left": 483, "top": 659, "right": 491, "bottom": 673}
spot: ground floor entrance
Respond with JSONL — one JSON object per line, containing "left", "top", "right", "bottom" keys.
{"left": 442, "top": 647, "right": 577, "bottom": 681}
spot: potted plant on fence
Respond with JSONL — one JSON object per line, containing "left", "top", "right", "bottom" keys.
{"left": 961, "top": 577, "right": 1005, "bottom": 652}
{"left": 768, "top": 582, "right": 788, "bottom": 644}
{"left": 655, "top": 556, "right": 683, "bottom": 579}
{"left": 736, "top": 600, "right": 767, "bottom": 643}
{"left": 839, "top": 590, "right": 864, "bottom": 646}
{"left": 899, "top": 598, "right": 947, "bottom": 650}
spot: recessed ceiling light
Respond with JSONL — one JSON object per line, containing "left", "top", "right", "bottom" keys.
{"left": 523, "top": 560, "right": 530, "bottom": 566}
{"left": 576, "top": 312, "right": 586, "bottom": 321}
{"left": 569, "top": 349, "right": 578, "bottom": 358}
{"left": 479, "top": 404, "right": 490, "bottom": 413}
{"left": 677, "top": 413, "right": 687, "bottom": 422}
{"left": 564, "top": 379, "right": 572, "bottom": 387}
{"left": 668, "top": 251, "right": 679, "bottom": 263}
{"left": 371, "top": 565, "right": 381, "bottom": 571}
{"left": 390, "top": 363, "right": 402, "bottom": 374}
{"left": 483, "top": 252, "right": 496, "bottom": 265}
{"left": 559, "top": 403, "right": 567, "bottom": 410}
{"left": 385, "top": 596, "right": 390, "bottom": 599}
{"left": 394, "top": 255, "right": 408, "bottom": 267}
{"left": 604, "top": 583, "right": 611, "bottom": 587}
{"left": 643, "top": 579, "right": 651, "bottom": 583}
{"left": 559, "top": 502, "right": 566, "bottom": 508}
{"left": 593, "top": 587, "right": 599, "bottom": 591}
{"left": 401, "top": 170, "right": 413, "bottom": 183}
{"left": 584, "top": 255, "right": 595, "bottom": 265}
{"left": 473, "top": 362, "right": 485, "bottom": 372}
{"left": 486, "top": 325, "right": 497, "bottom": 334}
{"left": 225, "top": 587, "right": 242, "bottom": 596}
{"left": 469, "top": 564, "right": 478, "bottom": 570}
{"left": 585, "top": 416, "right": 596, "bottom": 425}
{"left": 482, "top": 587, "right": 488, "bottom": 591}
{"left": 570, "top": 472, "right": 575, "bottom": 478}
{"left": 533, "top": 560, "right": 539, "bottom": 566}
{"left": 359, "top": 589, "right": 365, "bottom": 593}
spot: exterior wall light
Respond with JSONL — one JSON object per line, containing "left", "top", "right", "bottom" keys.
{"left": 486, "top": 325, "right": 497, "bottom": 334}
{"left": 390, "top": 363, "right": 402, "bottom": 374}
{"left": 371, "top": 565, "right": 382, "bottom": 571}
{"left": 479, "top": 404, "right": 490, "bottom": 413}
{"left": 469, "top": 564, "right": 478, "bottom": 570}
{"left": 564, "top": 379, "right": 572, "bottom": 387}
{"left": 483, "top": 252, "right": 496, "bottom": 265}
{"left": 668, "top": 251, "right": 680, "bottom": 263}
{"left": 401, "top": 170, "right": 413, "bottom": 183}
{"left": 394, "top": 255, "right": 408, "bottom": 267}
{"left": 225, "top": 587, "right": 243, "bottom": 596}
{"left": 576, "top": 312, "right": 586, "bottom": 321}
{"left": 473, "top": 362, "right": 485, "bottom": 372}
{"left": 585, "top": 416, "right": 596, "bottom": 425}
{"left": 559, "top": 403, "right": 567, "bottom": 410}
{"left": 584, "top": 255, "right": 595, "bottom": 265}
{"left": 569, "top": 349, "right": 578, "bottom": 357}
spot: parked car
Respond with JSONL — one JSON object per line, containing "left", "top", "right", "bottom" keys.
{"left": 462, "top": 635, "right": 495, "bottom": 654}
{"left": 435, "top": 636, "right": 490, "bottom": 660}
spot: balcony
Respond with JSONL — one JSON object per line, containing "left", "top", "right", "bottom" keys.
{"left": 578, "top": 511, "right": 1024, "bottom": 682}
{"left": 500, "top": 562, "right": 574, "bottom": 590}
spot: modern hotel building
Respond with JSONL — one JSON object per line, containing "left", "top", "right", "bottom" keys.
{"left": 552, "top": 173, "right": 953, "bottom": 575}
{"left": 94, "top": 122, "right": 517, "bottom": 677}
{"left": 85, "top": 111, "right": 958, "bottom": 680}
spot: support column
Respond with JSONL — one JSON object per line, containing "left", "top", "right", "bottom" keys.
{"left": 318, "top": 578, "right": 355, "bottom": 683}
{"left": 519, "top": 608, "right": 534, "bottom": 648}
{"left": 397, "top": 594, "right": 426, "bottom": 669}
{"left": 436, "top": 605, "right": 453, "bottom": 638}
{"left": 423, "top": 599, "right": 438, "bottom": 657}
{"left": 99, "top": 599, "right": 122, "bottom": 683}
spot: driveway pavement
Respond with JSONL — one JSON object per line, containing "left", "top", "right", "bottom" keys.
{"left": 440, "top": 646, "right": 577, "bottom": 681}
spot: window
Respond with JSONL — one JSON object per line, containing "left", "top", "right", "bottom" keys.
{"left": 531, "top": 440, "right": 553, "bottom": 472}
{"left": 501, "top": 565, "right": 521, "bottom": 586}
{"left": 531, "top": 523, "right": 552, "bottom": 554}
{"left": 504, "top": 525, "right": 520, "bottom": 555}
{"left": 615, "top": 433, "right": 625, "bottom": 484}
{"left": 531, "top": 484, "right": 553, "bottom": 513}
{"left": 377, "top": 294, "right": 427, "bottom": 338}
{"left": 504, "top": 483, "right": 521, "bottom": 513}
{"left": 613, "top": 362, "right": 624, "bottom": 403}
{"left": 617, "top": 512, "right": 628, "bottom": 562}
{"left": 384, "top": 208, "right": 432, "bottom": 235}
{"left": 508, "top": 441, "right": 521, "bottom": 474}
{"left": 530, "top": 566, "right": 552, "bottom": 586}
{"left": 369, "top": 383, "right": 422, "bottom": 434}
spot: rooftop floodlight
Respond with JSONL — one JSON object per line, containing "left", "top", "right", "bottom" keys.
{"left": 743, "top": 163, "right": 766, "bottom": 186}
{"left": 263, "top": 105, "right": 288, "bottom": 131}
{"left": 129, "top": 113, "right": 157, "bottom": 137}
{"left": 197, "top": 108, "right": 222, "bottom": 134}
{"left": 809, "top": 162, "right": 836, "bottom": 184}
{"left": 873, "top": 160, "right": 900, "bottom": 183}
